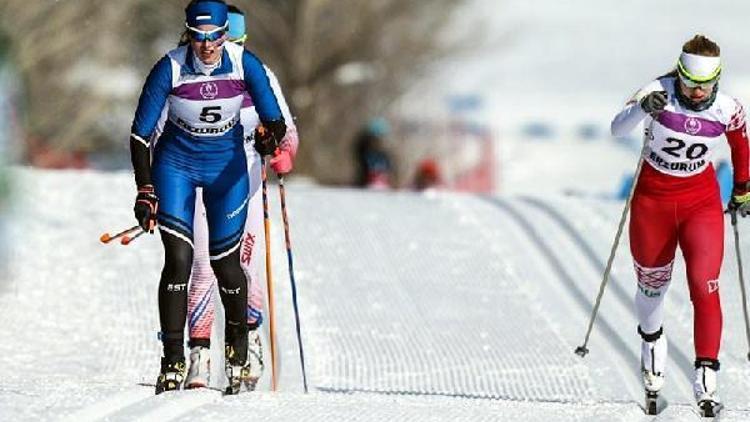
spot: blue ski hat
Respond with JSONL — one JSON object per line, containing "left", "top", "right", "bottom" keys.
{"left": 227, "top": 9, "right": 246, "bottom": 41}
{"left": 185, "top": 0, "right": 228, "bottom": 28}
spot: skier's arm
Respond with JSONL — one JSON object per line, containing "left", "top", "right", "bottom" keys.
{"left": 242, "top": 51, "right": 285, "bottom": 145}
{"left": 726, "top": 100, "right": 750, "bottom": 185}
{"left": 611, "top": 81, "right": 664, "bottom": 137}
{"left": 130, "top": 56, "right": 172, "bottom": 187}
{"left": 267, "top": 68, "right": 298, "bottom": 156}
{"left": 611, "top": 100, "right": 648, "bottom": 137}
{"left": 265, "top": 68, "right": 298, "bottom": 174}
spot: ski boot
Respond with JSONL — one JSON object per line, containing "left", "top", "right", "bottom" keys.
{"left": 639, "top": 326, "right": 667, "bottom": 415}
{"left": 155, "top": 356, "right": 186, "bottom": 395}
{"left": 241, "top": 327, "right": 264, "bottom": 391}
{"left": 224, "top": 325, "right": 250, "bottom": 395}
{"left": 694, "top": 358, "right": 722, "bottom": 417}
{"left": 185, "top": 344, "right": 211, "bottom": 389}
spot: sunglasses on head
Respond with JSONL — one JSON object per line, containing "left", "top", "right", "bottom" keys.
{"left": 185, "top": 23, "right": 228, "bottom": 42}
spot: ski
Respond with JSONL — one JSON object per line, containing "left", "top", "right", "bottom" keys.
{"left": 138, "top": 382, "right": 224, "bottom": 394}
{"left": 223, "top": 383, "right": 241, "bottom": 396}
{"left": 223, "top": 365, "right": 251, "bottom": 395}
{"left": 697, "top": 399, "right": 723, "bottom": 418}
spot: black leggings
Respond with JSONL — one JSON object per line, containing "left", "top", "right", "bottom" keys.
{"left": 158, "top": 231, "right": 248, "bottom": 359}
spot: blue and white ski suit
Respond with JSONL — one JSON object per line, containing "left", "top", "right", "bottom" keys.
{"left": 130, "top": 42, "right": 283, "bottom": 258}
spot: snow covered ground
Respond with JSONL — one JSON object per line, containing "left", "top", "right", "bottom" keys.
{"left": 2, "top": 168, "right": 750, "bottom": 421}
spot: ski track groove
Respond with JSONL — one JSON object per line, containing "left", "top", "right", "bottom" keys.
{"left": 292, "top": 190, "right": 595, "bottom": 402}
{"left": 455, "top": 195, "right": 598, "bottom": 400}
{"left": 480, "top": 197, "right": 643, "bottom": 389}
{"left": 58, "top": 388, "right": 154, "bottom": 422}
{"left": 106, "top": 389, "right": 223, "bottom": 422}
{"left": 518, "top": 196, "right": 695, "bottom": 385}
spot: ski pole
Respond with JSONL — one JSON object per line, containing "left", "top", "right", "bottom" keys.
{"left": 100, "top": 225, "right": 141, "bottom": 244}
{"left": 261, "top": 157, "right": 279, "bottom": 391}
{"left": 575, "top": 122, "right": 652, "bottom": 357}
{"left": 121, "top": 229, "right": 146, "bottom": 245}
{"left": 278, "top": 176, "right": 309, "bottom": 393}
{"left": 729, "top": 209, "right": 750, "bottom": 361}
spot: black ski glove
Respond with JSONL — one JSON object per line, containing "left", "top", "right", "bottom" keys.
{"left": 640, "top": 91, "right": 668, "bottom": 115}
{"left": 134, "top": 184, "right": 159, "bottom": 233}
{"left": 728, "top": 181, "right": 750, "bottom": 218}
{"left": 253, "top": 119, "right": 286, "bottom": 156}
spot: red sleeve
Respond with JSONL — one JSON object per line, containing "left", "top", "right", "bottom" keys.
{"left": 727, "top": 100, "right": 750, "bottom": 184}
{"left": 726, "top": 125, "right": 749, "bottom": 184}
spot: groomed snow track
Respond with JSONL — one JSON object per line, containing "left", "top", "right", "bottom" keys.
{"left": 2, "top": 169, "right": 750, "bottom": 421}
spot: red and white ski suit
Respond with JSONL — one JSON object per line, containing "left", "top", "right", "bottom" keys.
{"left": 611, "top": 77, "right": 749, "bottom": 360}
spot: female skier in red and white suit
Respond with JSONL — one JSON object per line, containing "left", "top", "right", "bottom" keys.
{"left": 611, "top": 34, "right": 750, "bottom": 409}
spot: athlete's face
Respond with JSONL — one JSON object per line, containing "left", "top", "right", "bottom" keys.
{"left": 678, "top": 80, "right": 714, "bottom": 104}
{"left": 188, "top": 24, "right": 227, "bottom": 65}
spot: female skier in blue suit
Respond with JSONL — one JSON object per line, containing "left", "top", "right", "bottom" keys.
{"left": 128, "top": 0, "right": 285, "bottom": 394}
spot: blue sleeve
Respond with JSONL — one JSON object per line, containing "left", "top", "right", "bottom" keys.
{"left": 131, "top": 56, "right": 172, "bottom": 140}
{"left": 242, "top": 51, "right": 283, "bottom": 122}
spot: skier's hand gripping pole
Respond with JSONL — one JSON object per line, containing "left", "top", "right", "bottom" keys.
{"left": 133, "top": 185, "right": 158, "bottom": 233}
{"left": 575, "top": 119, "right": 654, "bottom": 357}
{"left": 278, "top": 175, "right": 309, "bottom": 393}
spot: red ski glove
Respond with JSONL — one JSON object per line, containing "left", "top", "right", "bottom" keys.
{"left": 269, "top": 129, "right": 299, "bottom": 175}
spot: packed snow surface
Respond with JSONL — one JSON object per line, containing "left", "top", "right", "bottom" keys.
{"left": 2, "top": 168, "right": 750, "bottom": 421}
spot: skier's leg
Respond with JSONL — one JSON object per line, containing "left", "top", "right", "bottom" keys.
{"left": 240, "top": 150, "right": 265, "bottom": 388}
{"left": 243, "top": 150, "right": 265, "bottom": 329}
{"left": 204, "top": 169, "right": 249, "bottom": 346}
{"left": 188, "top": 189, "right": 217, "bottom": 346}
{"left": 630, "top": 194, "right": 678, "bottom": 333}
{"left": 629, "top": 194, "right": 678, "bottom": 393}
{"left": 185, "top": 189, "right": 216, "bottom": 388}
{"left": 158, "top": 231, "right": 193, "bottom": 358}
{"left": 678, "top": 194, "right": 724, "bottom": 361}
{"left": 203, "top": 154, "right": 250, "bottom": 392}
{"left": 152, "top": 161, "right": 197, "bottom": 393}
{"left": 677, "top": 194, "right": 724, "bottom": 410}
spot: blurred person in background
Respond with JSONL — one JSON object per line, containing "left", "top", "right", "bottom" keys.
{"left": 354, "top": 117, "right": 394, "bottom": 189}
{"left": 179, "top": 3, "right": 298, "bottom": 391}
{"left": 128, "top": 0, "right": 287, "bottom": 394}
{"left": 412, "top": 158, "right": 443, "bottom": 191}
{"left": 610, "top": 34, "right": 750, "bottom": 415}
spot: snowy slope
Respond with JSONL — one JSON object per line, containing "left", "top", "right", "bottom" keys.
{"left": 2, "top": 168, "right": 750, "bottom": 421}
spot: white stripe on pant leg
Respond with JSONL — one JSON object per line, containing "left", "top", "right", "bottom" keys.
{"left": 634, "top": 260, "right": 674, "bottom": 334}
{"left": 209, "top": 240, "right": 242, "bottom": 261}
{"left": 158, "top": 225, "right": 194, "bottom": 248}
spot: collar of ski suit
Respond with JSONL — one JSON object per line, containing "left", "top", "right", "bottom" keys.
{"left": 184, "top": 47, "right": 232, "bottom": 76}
